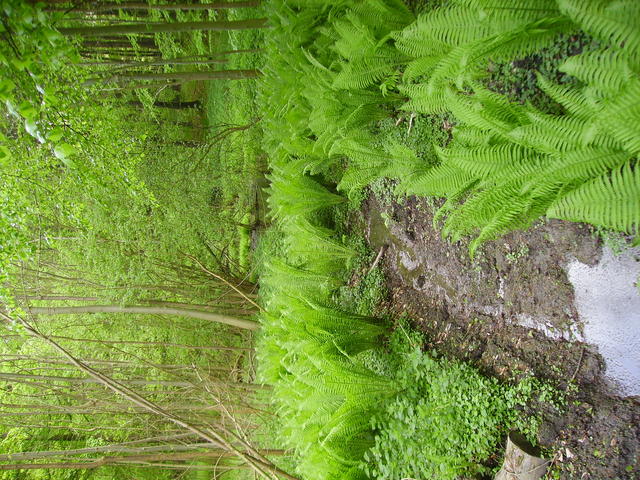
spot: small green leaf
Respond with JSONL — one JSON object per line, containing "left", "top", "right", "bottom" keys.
{"left": 18, "top": 101, "right": 38, "bottom": 120}
{"left": 46, "top": 127, "right": 64, "bottom": 143}
{"left": 53, "top": 143, "right": 77, "bottom": 164}
{"left": 0, "top": 79, "right": 15, "bottom": 100}
{"left": 42, "top": 27, "right": 62, "bottom": 45}
{"left": 25, "top": 119, "right": 45, "bottom": 143}
{"left": 0, "top": 145, "right": 11, "bottom": 164}
{"left": 5, "top": 100, "right": 19, "bottom": 118}
{"left": 43, "top": 88, "right": 60, "bottom": 107}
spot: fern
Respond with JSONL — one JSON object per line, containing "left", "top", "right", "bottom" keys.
{"left": 560, "top": 49, "right": 635, "bottom": 94}
{"left": 548, "top": 162, "right": 640, "bottom": 234}
{"left": 437, "top": 143, "right": 532, "bottom": 179}
{"left": 400, "top": 163, "right": 475, "bottom": 198}
{"left": 524, "top": 148, "right": 632, "bottom": 197}
{"left": 558, "top": 0, "right": 640, "bottom": 62}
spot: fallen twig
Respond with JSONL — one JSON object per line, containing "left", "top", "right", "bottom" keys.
{"left": 366, "top": 245, "right": 388, "bottom": 276}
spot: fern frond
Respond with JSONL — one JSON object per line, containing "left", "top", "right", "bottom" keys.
{"left": 334, "top": 48, "right": 403, "bottom": 90}
{"left": 442, "top": 158, "right": 551, "bottom": 241}
{"left": 535, "top": 74, "right": 593, "bottom": 119}
{"left": 445, "top": 89, "right": 515, "bottom": 135}
{"left": 452, "top": 125, "right": 496, "bottom": 147}
{"left": 401, "top": 163, "right": 475, "bottom": 197}
{"left": 349, "top": 0, "right": 414, "bottom": 32}
{"left": 558, "top": 0, "right": 640, "bottom": 61}
{"left": 547, "top": 161, "right": 640, "bottom": 234}
{"left": 469, "top": 16, "right": 572, "bottom": 64}
{"left": 438, "top": 143, "right": 531, "bottom": 179}
{"left": 468, "top": 197, "right": 534, "bottom": 257}
{"left": 263, "top": 258, "right": 343, "bottom": 299}
{"left": 596, "top": 78, "right": 640, "bottom": 154}
{"left": 508, "top": 113, "right": 602, "bottom": 154}
{"left": 432, "top": 178, "right": 479, "bottom": 229}
{"left": 402, "top": 55, "right": 441, "bottom": 82}
{"left": 399, "top": 83, "right": 449, "bottom": 114}
{"left": 524, "top": 148, "right": 632, "bottom": 197}
{"left": 560, "top": 49, "right": 635, "bottom": 94}
{"left": 283, "top": 217, "right": 356, "bottom": 271}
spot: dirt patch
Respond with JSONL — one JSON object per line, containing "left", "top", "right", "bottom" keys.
{"left": 361, "top": 194, "right": 640, "bottom": 479}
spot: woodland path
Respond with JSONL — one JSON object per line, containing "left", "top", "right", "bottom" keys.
{"left": 361, "top": 194, "right": 640, "bottom": 479}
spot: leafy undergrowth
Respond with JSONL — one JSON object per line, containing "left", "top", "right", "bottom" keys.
{"left": 252, "top": 0, "right": 638, "bottom": 479}
{"left": 360, "top": 323, "right": 553, "bottom": 480}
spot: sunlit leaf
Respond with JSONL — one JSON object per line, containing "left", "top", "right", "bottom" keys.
{"left": 46, "top": 127, "right": 64, "bottom": 143}
{"left": 53, "top": 143, "right": 77, "bottom": 166}
{"left": 24, "top": 119, "right": 45, "bottom": 143}
{"left": 0, "top": 145, "right": 11, "bottom": 164}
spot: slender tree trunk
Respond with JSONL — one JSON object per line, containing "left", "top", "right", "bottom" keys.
{"left": 59, "top": 1, "right": 261, "bottom": 13}
{"left": 97, "top": 58, "right": 227, "bottom": 70}
{"left": 0, "top": 449, "right": 283, "bottom": 470}
{"left": 132, "top": 99, "right": 201, "bottom": 109}
{"left": 0, "top": 314, "right": 299, "bottom": 480}
{"left": 84, "top": 69, "right": 260, "bottom": 87}
{"left": 0, "top": 333, "right": 253, "bottom": 350}
{"left": 0, "top": 371, "right": 261, "bottom": 389}
{"left": 28, "top": 304, "right": 259, "bottom": 330}
{"left": 59, "top": 18, "right": 268, "bottom": 37}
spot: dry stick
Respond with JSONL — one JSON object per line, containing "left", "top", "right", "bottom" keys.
{"left": 1, "top": 314, "right": 297, "bottom": 480}
{"left": 0, "top": 442, "right": 217, "bottom": 462}
{"left": 0, "top": 450, "right": 275, "bottom": 470}
{"left": 366, "top": 245, "right": 388, "bottom": 276}
{"left": 193, "top": 368, "right": 274, "bottom": 468}
{"left": 0, "top": 371, "right": 263, "bottom": 389}
{"left": 569, "top": 347, "right": 586, "bottom": 384}
{"left": 185, "top": 254, "right": 263, "bottom": 313}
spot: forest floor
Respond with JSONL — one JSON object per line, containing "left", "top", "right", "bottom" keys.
{"left": 348, "top": 190, "right": 640, "bottom": 479}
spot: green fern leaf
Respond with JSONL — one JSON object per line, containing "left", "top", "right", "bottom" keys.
{"left": 558, "top": 0, "right": 640, "bottom": 61}
{"left": 547, "top": 162, "right": 640, "bottom": 234}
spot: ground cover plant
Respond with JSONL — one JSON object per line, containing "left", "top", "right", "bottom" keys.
{"left": 254, "top": 0, "right": 639, "bottom": 478}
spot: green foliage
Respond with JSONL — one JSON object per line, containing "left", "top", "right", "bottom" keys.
{"left": 395, "top": 0, "right": 640, "bottom": 254}
{"left": 361, "top": 324, "right": 554, "bottom": 480}
{"left": 548, "top": 162, "right": 640, "bottom": 231}
{"left": 334, "top": 236, "right": 388, "bottom": 317}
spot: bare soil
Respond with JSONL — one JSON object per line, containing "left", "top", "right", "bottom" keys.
{"left": 360, "top": 193, "right": 640, "bottom": 479}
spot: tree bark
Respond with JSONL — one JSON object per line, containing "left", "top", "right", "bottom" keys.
{"left": 59, "top": 18, "right": 268, "bottom": 37}
{"left": 0, "top": 371, "right": 262, "bottom": 389}
{"left": 71, "top": 1, "right": 261, "bottom": 12}
{"left": 28, "top": 304, "right": 258, "bottom": 330}
{"left": 84, "top": 69, "right": 260, "bottom": 87}
{"left": 0, "top": 334, "right": 253, "bottom": 350}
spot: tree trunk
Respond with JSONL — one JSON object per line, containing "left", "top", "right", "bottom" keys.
{"left": 98, "top": 57, "right": 227, "bottom": 70}
{"left": 84, "top": 69, "right": 260, "bottom": 87}
{"left": 0, "top": 371, "right": 261, "bottom": 389}
{"left": 141, "top": 99, "right": 202, "bottom": 109}
{"left": 62, "top": 1, "right": 261, "bottom": 13}
{"left": 0, "top": 333, "right": 253, "bottom": 350}
{"left": 3, "top": 315, "right": 300, "bottom": 480}
{"left": 28, "top": 304, "right": 258, "bottom": 330}
{"left": 59, "top": 18, "right": 268, "bottom": 37}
